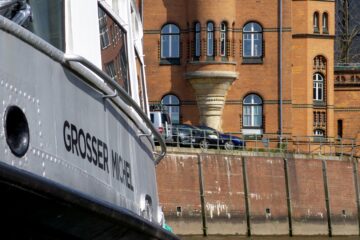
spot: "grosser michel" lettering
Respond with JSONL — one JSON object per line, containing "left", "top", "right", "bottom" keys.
{"left": 63, "top": 120, "right": 134, "bottom": 191}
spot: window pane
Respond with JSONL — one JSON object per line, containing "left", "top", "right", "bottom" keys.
{"left": 98, "top": 5, "right": 129, "bottom": 93}
{"left": 172, "top": 95, "right": 180, "bottom": 104}
{"left": 195, "top": 33, "right": 201, "bottom": 56}
{"left": 220, "top": 32, "right": 226, "bottom": 56}
{"left": 207, "top": 32, "right": 213, "bottom": 56}
{"left": 161, "top": 35, "right": 169, "bottom": 58}
{"left": 172, "top": 35, "right": 180, "bottom": 57}
{"left": 254, "top": 34, "right": 262, "bottom": 57}
{"left": 162, "top": 24, "right": 179, "bottom": 34}
{"left": 318, "top": 88, "right": 322, "bottom": 100}
{"left": 244, "top": 22, "right": 261, "bottom": 32}
{"left": 105, "top": 61, "right": 116, "bottom": 80}
{"left": 254, "top": 115, "right": 261, "bottom": 127}
{"left": 26, "top": 0, "right": 65, "bottom": 50}
{"left": 244, "top": 38, "right": 251, "bottom": 57}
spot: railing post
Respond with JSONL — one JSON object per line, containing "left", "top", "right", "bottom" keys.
{"left": 176, "top": 127, "right": 180, "bottom": 148}
{"left": 255, "top": 134, "right": 258, "bottom": 153}
{"left": 320, "top": 137, "right": 323, "bottom": 155}
{"left": 284, "top": 158, "right": 293, "bottom": 236}
{"left": 352, "top": 158, "right": 360, "bottom": 236}
{"left": 242, "top": 157, "right": 251, "bottom": 236}
{"left": 197, "top": 154, "right": 207, "bottom": 236}
{"left": 296, "top": 136, "right": 299, "bottom": 153}
{"left": 190, "top": 129, "right": 193, "bottom": 149}
{"left": 341, "top": 138, "right": 344, "bottom": 159}
{"left": 322, "top": 160, "right": 332, "bottom": 237}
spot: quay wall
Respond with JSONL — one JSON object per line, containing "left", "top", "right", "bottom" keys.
{"left": 156, "top": 149, "right": 360, "bottom": 236}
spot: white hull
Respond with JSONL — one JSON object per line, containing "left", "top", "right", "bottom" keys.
{"left": 0, "top": 2, "right": 174, "bottom": 238}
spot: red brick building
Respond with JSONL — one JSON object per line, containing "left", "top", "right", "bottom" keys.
{"left": 143, "top": 0, "right": 338, "bottom": 139}
{"left": 334, "top": 64, "right": 360, "bottom": 140}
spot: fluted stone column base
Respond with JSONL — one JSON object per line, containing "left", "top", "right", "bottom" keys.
{"left": 186, "top": 71, "right": 238, "bottom": 130}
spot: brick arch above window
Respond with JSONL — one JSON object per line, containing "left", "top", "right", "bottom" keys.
{"left": 313, "top": 55, "right": 327, "bottom": 74}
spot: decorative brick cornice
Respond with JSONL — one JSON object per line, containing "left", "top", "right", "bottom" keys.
{"left": 335, "top": 108, "right": 360, "bottom": 112}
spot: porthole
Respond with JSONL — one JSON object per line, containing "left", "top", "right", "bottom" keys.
{"left": 5, "top": 106, "right": 30, "bottom": 157}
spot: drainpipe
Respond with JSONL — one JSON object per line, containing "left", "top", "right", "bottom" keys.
{"left": 278, "top": 0, "right": 283, "bottom": 139}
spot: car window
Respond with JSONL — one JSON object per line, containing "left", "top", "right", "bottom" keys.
{"left": 150, "top": 113, "right": 154, "bottom": 123}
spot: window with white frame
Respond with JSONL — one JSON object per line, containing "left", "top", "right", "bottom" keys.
{"left": 195, "top": 22, "right": 201, "bottom": 58}
{"left": 161, "top": 24, "right": 180, "bottom": 59}
{"left": 322, "top": 12, "right": 328, "bottom": 33}
{"left": 161, "top": 94, "right": 180, "bottom": 124}
{"left": 313, "top": 12, "right": 319, "bottom": 33}
{"left": 207, "top": 22, "right": 214, "bottom": 57}
{"left": 313, "top": 73, "right": 324, "bottom": 101}
{"left": 243, "top": 94, "right": 263, "bottom": 127}
{"left": 220, "top": 22, "right": 227, "bottom": 57}
{"left": 243, "top": 22, "right": 262, "bottom": 58}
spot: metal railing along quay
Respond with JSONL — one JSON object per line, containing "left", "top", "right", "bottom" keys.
{"left": 155, "top": 126, "right": 360, "bottom": 159}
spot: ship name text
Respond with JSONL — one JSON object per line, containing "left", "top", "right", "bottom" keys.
{"left": 63, "top": 120, "right": 134, "bottom": 191}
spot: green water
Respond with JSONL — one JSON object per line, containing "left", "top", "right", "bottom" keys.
{"left": 180, "top": 236, "right": 359, "bottom": 240}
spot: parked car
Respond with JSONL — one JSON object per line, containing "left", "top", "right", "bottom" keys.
{"left": 172, "top": 124, "right": 202, "bottom": 147}
{"left": 150, "top": 111, "right": 173, "bottom": 144}
{"left": 196, "top": 125, "right": 246, "bottom": 150}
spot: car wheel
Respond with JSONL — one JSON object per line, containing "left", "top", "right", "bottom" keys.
{"left": 224, "top": 141, "right": 234, "bottom": 150}
{"left": 199, "top": 139, "right": 209, "bottom": 150}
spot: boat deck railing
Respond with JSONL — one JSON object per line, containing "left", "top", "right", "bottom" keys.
{"left": 0, "top": 15, "right": 166, "bottom": 164}
{"left": 63, "top": 55, "right": 167, "bottom": 164}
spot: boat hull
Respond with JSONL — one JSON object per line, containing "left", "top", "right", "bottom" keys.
{"left": 0, "top": 16, "right": 176, "bottom": 239}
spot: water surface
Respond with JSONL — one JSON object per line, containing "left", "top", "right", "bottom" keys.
{"left": 180, "top": 236, "right": 359, "bottom": 240}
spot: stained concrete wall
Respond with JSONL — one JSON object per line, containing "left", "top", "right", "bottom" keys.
{"left": 156, "top": 150, "right": 359, "bottom": 236}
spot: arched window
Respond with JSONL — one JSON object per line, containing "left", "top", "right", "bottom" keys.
{"left": 161, "top": 94, "right": 180, "bottom": 124}
{"left": 220, "top": 22, "right": 227, "bottom": 57}
{"left": 313, "top": 12, "right": 319, "bottom": 33}
{"left": 243, "top": 22, "right": 263, "bottom": 58}
{"left": 161, "top": 24, "right": 180, "bottom": 59}
{"left": 207, "top": 22, "right": 214, "bottom": 57}
{"left": 322, "top": 12, "right": 328, "bottom": 34}
{"left": 313, "top": 73, "right": 324, "bottom": 101}
{"left": 243, "top": 94, "right": 263, "bottom": 127}
{"left": 194, "top": 22, "right": 201, "bottom": 58}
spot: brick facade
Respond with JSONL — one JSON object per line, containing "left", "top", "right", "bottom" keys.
{"left": 334, "top": 66, "right": 360, "bottom": 140}
{"left": 144, "top": 0, "right": 340, "bottom": 139}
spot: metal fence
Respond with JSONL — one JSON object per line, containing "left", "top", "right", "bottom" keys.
{"left": 157, "top": 126, "right": 360, "bottom": 158}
